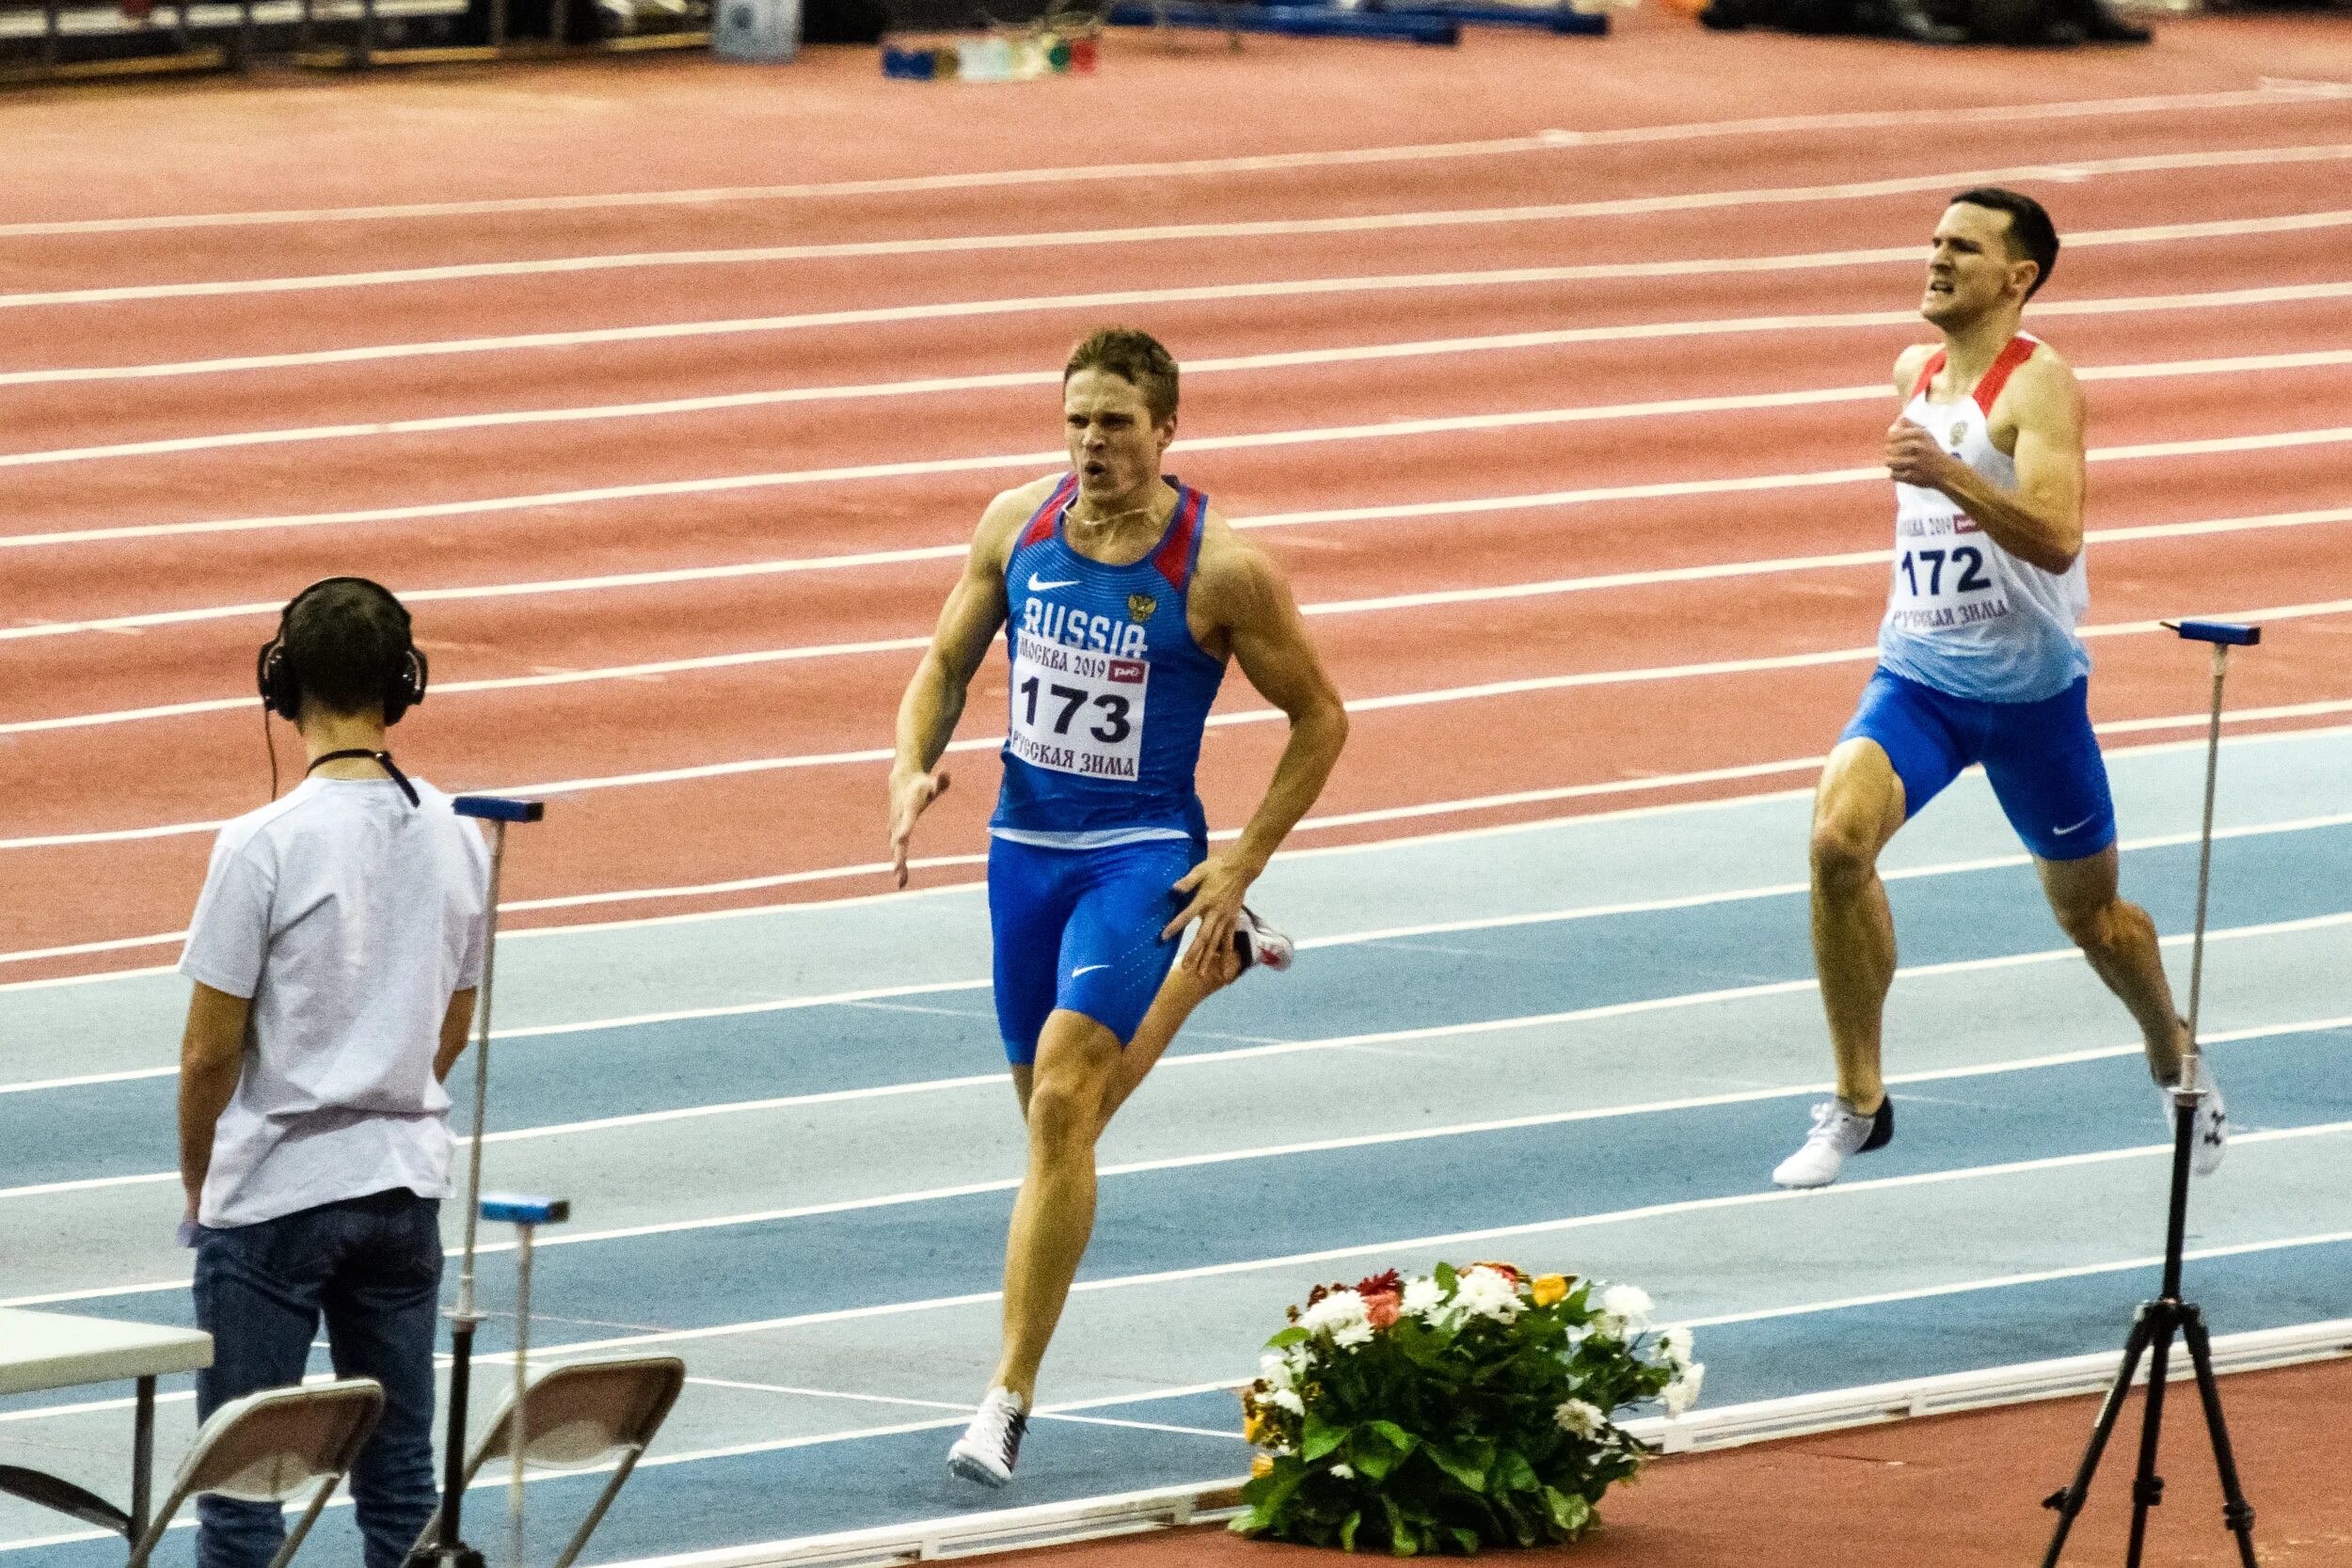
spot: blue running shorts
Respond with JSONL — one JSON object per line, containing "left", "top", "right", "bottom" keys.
{"left": 987, "top": 834, "right": 1203, "bottom": 1065}
{"left": 1840, "top": 668, "right": 2116, "bottom": 861}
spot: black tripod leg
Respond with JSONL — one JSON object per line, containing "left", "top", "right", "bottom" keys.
{"left": 2179, "top": 1311, "right": 2259, "bottom": 1566}
{"left": 2122, "top": 1308, "right": 2180, "bottom": 1568}
{"left": 2042, "top": 1309, "right": 2156, "bottom": 1568}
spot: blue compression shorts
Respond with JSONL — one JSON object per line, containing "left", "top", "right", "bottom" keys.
{"left": 1841, "top": 667, "right": 2116, "bottom": 862}
{"left": 987, "top": 834, "right": 1202, "bottom": 1066}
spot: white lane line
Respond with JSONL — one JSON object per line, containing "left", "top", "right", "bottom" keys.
{"left": 2, "top": 320, "right": 2344, "bottom": 472}
{"left": 14, "top": 482, "right": 2350, "bottom": 735}
{"left": 1677, "top": 1228, "right": 2352, "bottom": 1330}
{"left": 7, "top": 594, "right": 2351, "bottom": 845}
{"left": 6, "top": 936, "right": 2344, "bottom": 1212}
{"left": 5, "top": 86, "right": 2341, "bottom": 240}
{"left": 9, "top": 391, "right": 2350, "bottom": 552}
{"left": 11, "top": 476, "right": 2348, "bottom": 655}
{"left": 4, "top": 226, "right": 2337, "bottom": 392}
{"left": 5, "top": 146, "right": 2349, "bottom": 311}
{"left": 389, "top": 1120, "right": 2352, "bottom": 1362}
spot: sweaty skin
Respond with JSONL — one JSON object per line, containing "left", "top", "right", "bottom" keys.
{"left": 888, "top": 367, "right": 1347, "bottom": 1405}
{"left": 1809, "top": 201, "right": 2186, "bottom": 1118}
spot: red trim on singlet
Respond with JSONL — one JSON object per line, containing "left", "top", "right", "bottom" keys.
{"left": 1017, "top": 473, "right": 1079, "bottom": 551}
{"left": 1910, "top": 351, "right": 1946, "bottom": 402}
{"left": 1910, "top": 337, "right": 2038, "bottom": 412}
{"left": 1151, "top": 487, "right": 1203, "bottom": 593}
{"left": 1971, "top": 335, "right": 2038, "bottom": 415}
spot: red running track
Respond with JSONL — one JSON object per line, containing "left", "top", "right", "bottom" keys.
{"left": 3, "top": 13, "right": 2350, "bottom": 977}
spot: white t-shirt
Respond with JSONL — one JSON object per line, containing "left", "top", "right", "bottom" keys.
{"left": 179, "top": 776, "right": 491, "bottom": 1228}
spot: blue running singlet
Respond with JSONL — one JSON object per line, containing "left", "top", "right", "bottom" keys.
{"left": 988, "top": 474, "right": 1227, "bottom": 849}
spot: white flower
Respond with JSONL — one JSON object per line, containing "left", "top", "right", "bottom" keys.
{"left": 1328, "top": 1463, "right": 1356, "bottom": 1480}
{"left": 1266, "top": 1386, "right": 1305, "bottom": 1416}
{"left": 1661, "top": 1326, "right": 1695, "bottom": 1369}
{"left": 1331, "top": 1321, "right": 1375, "bottom": 1350}
{"left": 1401, "top": 1276, "right": 1448, "bottom": 1322}
{"left": 1595, "top": 1284, "right": 1653, "bottom": 1338}
{"left": 1259, "top": 1353, "right": 1295, "bottom": 1391}
{"left": 1298, "top": 1290, "right": 1370, "bottom": 1338}
{"left": 1662, "top": 1362, "right": 1706, "bottom": 1418}
{"left": 1454, "top": 1267, "right": 1525, "bottom": 1324}
{"left": 1552, "top": 1398, "right": 1607, "bottom": 1439}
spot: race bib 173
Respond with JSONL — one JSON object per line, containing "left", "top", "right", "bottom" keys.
{"left": 1007, "top": 638, "right": 1148, "bottom": 779}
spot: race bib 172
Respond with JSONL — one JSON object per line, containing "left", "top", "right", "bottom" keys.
{"left": 1886, "top": 512, "right": 2011, "bottom": 633}
{"left": 1007, "top": 638, "right": 1148, "bottom": 780}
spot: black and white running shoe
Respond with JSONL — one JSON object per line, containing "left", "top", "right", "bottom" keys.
{"left": 1772, "top": 1097, "right": 1895, "bottom": 1189}
{"left": 1232, "top": 907, "right": 1294, "bottom": 974}
{"left": 2160, "top": 1057, "right": 2228, "bottom": 1178}
{"left": 947, "top": 1387, "right": 1028, "bottom": 1488}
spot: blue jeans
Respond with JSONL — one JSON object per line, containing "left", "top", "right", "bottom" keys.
{"left": 192, "top": 1190, "right": 443, "bottom": 1568}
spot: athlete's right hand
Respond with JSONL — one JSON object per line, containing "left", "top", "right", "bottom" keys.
{"left": 888, "top": 768, "right": 951, "bottom": 888}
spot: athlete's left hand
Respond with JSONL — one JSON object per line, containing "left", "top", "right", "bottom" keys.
{"left": 1885, "top": 419, "right": 1963, "bottom": 492}
{"left": 1164, "top": 854, "right": 1252, "bottom": 979}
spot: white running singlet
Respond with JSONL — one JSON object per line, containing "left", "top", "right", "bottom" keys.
{"left": 1877, "top": 332, "right": 2090, "bottom": 704}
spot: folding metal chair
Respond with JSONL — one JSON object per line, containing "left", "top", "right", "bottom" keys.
{"left": 413, "top": 1355, "right": 685, "bottom": 1568}
{"left": 127, "top": 1377, "right": 384, "bottom": 1568}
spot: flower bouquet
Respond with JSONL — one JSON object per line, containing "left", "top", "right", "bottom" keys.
{"left": 1233, "top": 1262, "right": 1702, "bottom": 1555}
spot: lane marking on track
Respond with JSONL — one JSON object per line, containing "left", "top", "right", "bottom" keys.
{"left": 4, "top": 146, "right": 2349, "bottom": 311}
{"left": 9, "top": 495, "right": 2348, "bottom": 675}
{"left": 6, "top": 598, "right": 2351, "bottom": 846}
{"left": 8, "top": 1013, "right": 2346, "bottom": 1311}
{"left": 4, "top": 86, "right": 2344, "bottom": 240}
{"left": 3, "top": 325, "right": 2347, "bottom": 474}
{"left": 6, "top": 719, "right": 2345, "bottom": 988}
{"left": 8, "top": 381, "right": 2352, "bottom": 554}
{"left": 6, "top": 794, "right": 2344, "bottom": 1104}
{"left": 0, "top": 236, "right": 2344, "bottom": 389}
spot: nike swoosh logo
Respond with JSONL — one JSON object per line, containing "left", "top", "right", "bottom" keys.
{"left": 1029, "top": 576, "right": 1080, "bottom": 592}
{"left": 1071, "top": 963, "right": 1109, "bottom": 978}
{"left": 2051, "top": 816, "right": 2098, "bottom": 836}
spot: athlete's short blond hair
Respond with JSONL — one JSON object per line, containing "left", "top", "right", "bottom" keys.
{"left": 1064, "top": 328, "right": 1179, "bottom": 424}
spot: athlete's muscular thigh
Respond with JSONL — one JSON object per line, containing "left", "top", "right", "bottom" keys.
{"left": 1811, "top": 738, "right": 1908, "bottom": 889}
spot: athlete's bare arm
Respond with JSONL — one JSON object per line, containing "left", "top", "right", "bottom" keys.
{"left": 1160, "top": 518, "right": 1349, "bottom": 976}
{"left": 1885, "top": 345, "right": 2086, "bottom": 575}
{"left": 888, "top": 481, "right": 1050, "bottom": 885}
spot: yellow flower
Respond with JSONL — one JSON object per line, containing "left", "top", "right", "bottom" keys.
{"left": 1252, "top": 1453, "right": 1277, "bottom": 1479}
{"left": 1243, "top": 1412, "right": 1269, "bottom": 1445}
{"left": 1531, "top": 1275, "right": 1569, "bottom": 1307}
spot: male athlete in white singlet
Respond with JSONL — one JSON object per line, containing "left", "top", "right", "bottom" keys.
{"left": 1773, "top": 189, "right": 2225, "bottom": 1190}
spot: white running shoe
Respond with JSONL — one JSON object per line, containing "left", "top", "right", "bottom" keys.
{"left": 947, "top": 1387, "right": 1028, "bottom": 1488}
{"left": 2160, "top": 1059, "right": 2227, "bottom": 1178}
{"left": 1772, "top": 1097, "right": 1895, "bottom": 1189}
{"left": 1233, "top": 906, "right": 1293, "bottom": 974}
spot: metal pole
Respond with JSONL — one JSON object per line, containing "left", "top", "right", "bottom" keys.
{"left": 509, "top": 1225, "right": 533, "bottom": 1568}
{"left": 129, "top": 1378, "right": 155, "bottom": 1541}
{"left": 2179, "top": 641, "right": 2229, "bottom": 1086}
{"left": 456, "top": 817, "right": 508, "bottom": 1326}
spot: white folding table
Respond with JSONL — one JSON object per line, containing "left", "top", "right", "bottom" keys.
{"left": 0, "top": 1307, "right": 213, "bottom": 1545}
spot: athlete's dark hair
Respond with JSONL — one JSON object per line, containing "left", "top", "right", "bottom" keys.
{"left": 1948, "top": 187, "right": 2058, "bottom": 301}
{"left": 283, "top": 578, "right": 414, "bottom": 719}
{"left": 1064, "top": 328, "right": 1179, "bottom": 424}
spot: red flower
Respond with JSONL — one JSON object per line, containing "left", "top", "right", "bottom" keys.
{"left": 1363, "top": 1291, "right": 1402, "bottom": 1329}
{"left": 1354, "top": 1269, "right": 1404, "bottom": 1299}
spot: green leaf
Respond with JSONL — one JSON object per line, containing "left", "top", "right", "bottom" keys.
{"left": 1492, "top": 1448, "right": 1538, "bottom": 1495}
{"left": 1340, "top": 1509, "right": 1363, "bottom": 1552}
{"left": 1303, "top": 1414, "right": 1348, "bottom": 1462}
{"left": 1541, "top": 1485, "right": 1592, "bottom": 1536}
{"left": 1266, "top": 1326, "right": 1311, "bottom": 1350}
{"left": 1353, "top": 1442, "right": 1402, "bottom": 1482}
{"left": 1364, "top": 1419, "right": 1420, "bottom": 1454}
{"left": 1383, "top": 1494, "right": 1421, "bottom": 1557}
{"left": 1433, "top": 1262, "right": 1459, "bottom": 1292}
{"left": 1448, "top": 1525, "right": 1483, "bottom": 1556}
{"left": 1424, "top": 1438, "right": 1492, "bottom": 1495}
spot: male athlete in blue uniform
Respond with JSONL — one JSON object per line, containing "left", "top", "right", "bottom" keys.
{"left": 1775, "top": 189, "right": 2225, "bottom": 1189}
{"left": 888, "top": 328, "right": 1349, "bottom": 1484}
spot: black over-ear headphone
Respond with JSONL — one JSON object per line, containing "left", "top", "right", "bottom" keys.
{"left": 255, "top": 577, "right": 429, "bottom": 725}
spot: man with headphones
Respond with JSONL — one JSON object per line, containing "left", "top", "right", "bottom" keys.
{"left": 178, "top": 578, "right": 490, "bottom": 1568}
